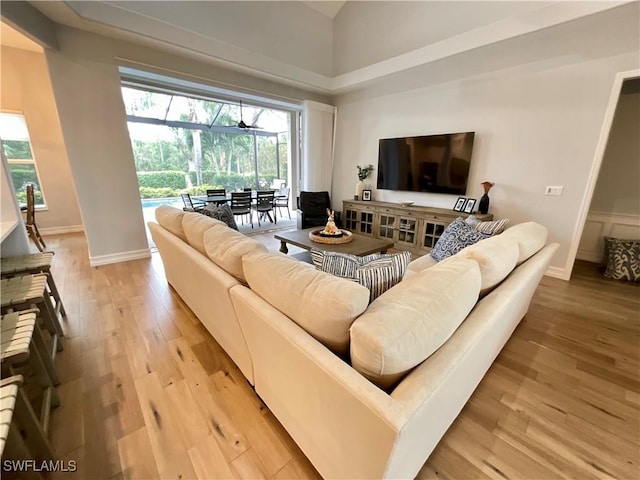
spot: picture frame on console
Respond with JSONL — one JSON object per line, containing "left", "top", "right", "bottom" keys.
{"left": 362, "top": 190, "right": 372, "bottom": 201}
{"left": 463, "top": 198, "right": 476, "bottom": 214}
{"left": 453, "top": 196, "right": 466, "bottom": 212}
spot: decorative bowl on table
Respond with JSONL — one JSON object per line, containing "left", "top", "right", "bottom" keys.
{"left": 400, "top": 201, "right": 415, "bottom": 207}
{"left": 309, "top": 229, "right": 353, "bottom": 244}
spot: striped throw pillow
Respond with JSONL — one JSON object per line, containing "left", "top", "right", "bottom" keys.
{"left": 309, "top": 250, "right": 412, "bottom": 302}
{"left": 465, "top": 215, "right": 509, "bottom": 235}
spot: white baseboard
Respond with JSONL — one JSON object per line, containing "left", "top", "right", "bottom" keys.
{"left": 545, "top": 266, "right": 568, "bottom": 280}
{"left": 40, "top": 225, "right": 84, "bottom": 236}
{"left": 90, "top": 249, "right": 151, "bottom": 267}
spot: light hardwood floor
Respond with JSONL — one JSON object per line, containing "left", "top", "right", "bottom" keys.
{"left": 36, "top": 231, "right": 639, "bottom": 479}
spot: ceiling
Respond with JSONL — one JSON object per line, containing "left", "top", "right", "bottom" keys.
{"left": 303, "top": 1, "right": 346, "bottom": 18}
{"left": 19, "top": 1, "right": 638, "bottom": 94}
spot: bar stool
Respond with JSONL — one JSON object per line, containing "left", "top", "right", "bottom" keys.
{"left": 1, "top": 311, "right": 60, "bottom": 435}
{"left": 0, "top": 275, "right": 64, "bottom": 354}
{"left": 1, "top": 375, "right": 55, "bottom": 475}
{"left": 1, "top": 253, "right": 67, "bottom": 319}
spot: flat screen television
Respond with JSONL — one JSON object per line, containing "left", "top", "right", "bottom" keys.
{"left": 377, "top": 132, "right": 475, "bottom": 195}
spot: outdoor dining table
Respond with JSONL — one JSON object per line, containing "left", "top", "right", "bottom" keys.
{"left": 194, "top": 191, "right": 287, "bottom": 224}
{"left": 194, "top": 191, "right": 287, "bottom": 205}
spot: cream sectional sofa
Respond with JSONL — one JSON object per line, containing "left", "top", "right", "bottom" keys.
{"left": 149, "top": 206, "right": 558, "bottom": 479}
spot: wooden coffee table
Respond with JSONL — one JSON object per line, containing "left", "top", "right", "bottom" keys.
{"left": 275, "top": 228, "right": 394, "bottom": 256}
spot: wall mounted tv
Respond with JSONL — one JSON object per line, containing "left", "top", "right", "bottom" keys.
{"left": 377, "top": 132, "right": 475, "bottom": 195}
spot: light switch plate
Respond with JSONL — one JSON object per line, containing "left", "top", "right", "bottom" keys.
{"left": 545, "top": 186, "right": 563, "bottom": 196}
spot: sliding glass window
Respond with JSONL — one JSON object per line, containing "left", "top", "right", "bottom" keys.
{"left": 0, "top": 112, "right": 46, "bottom": 208}
{"left": 121, "top": 86, "right": 291, "bottom": 198}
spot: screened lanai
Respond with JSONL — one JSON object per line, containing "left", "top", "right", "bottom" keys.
{"left": 121, "top": 86, "right": 291, "bottom": 197}
{"left": 120, "top": 85, "right": 296, "bottom": 243}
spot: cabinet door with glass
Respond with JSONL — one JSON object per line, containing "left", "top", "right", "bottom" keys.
{"left": 396, "top": 215, "right": 419, "bottom": 248}
{"left": 377, "top": 213, "right": 396, "bottom": 242}
{"left": 376, "top": 211, "right": 419, "bottom": 248}
{"left": 343, "top": 203, "right": 375, "bottom": 236}
{"left": 420, "top": 219, "right": 447, "bottom": 251}
{"left": 344, "top": 207, "right": 359, "bottom": 231}
{"left": 357, "top": 210, "right": 375, "bottom": 236}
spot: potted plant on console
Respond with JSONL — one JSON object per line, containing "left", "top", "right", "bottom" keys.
{"left": 356, "top": 164, "right": 374, "bottom": 200}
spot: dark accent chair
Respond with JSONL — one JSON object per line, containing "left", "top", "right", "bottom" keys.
{"left": 296, "top": 191, "right": 340, "bottom": 229}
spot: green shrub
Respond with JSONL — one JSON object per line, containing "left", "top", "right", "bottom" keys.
{"left": 139, "top": 187, "right": 181, "bottom": 199}
{"left": 137, "top": 171, "right": 186, "bottom": 189}
{"left": 188, "top": 171, "right": 280, "bottom": 190}
{"left": 9, "top": 167, "right": 38, "bottom": 191}
{"left": 185, "top": 185, "right": 214, "bottom": 196}
{"left": 15, "top": 189, "right": 43, "bottom": 205}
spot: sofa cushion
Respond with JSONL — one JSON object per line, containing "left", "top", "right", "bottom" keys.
{"left": 203, "top": 225, "right": 267, "bottom": 283}
{"left": 155, "top": 205, "right": 188, "bottom": 242}
{"left": 350, "top": 256, "right": 481, "bottom": 390}
{"left": 406, "top": 253, "right": 437, "bottom": 275}
{"left": 456, "top": 235, "right": 519, "bottom": 294}
{"left": 202, "top": 203, "right": 239, "bottom": 230}
{"left": 499, "top": 222, "right": 547, "bottom": 264}
{"left": 430, "top": 218, "right": 491, "bottom": 261}
{"left": 243, "top": 250, "right": 370, "bottom": 357}
{"left": 182, "top": 212, "right": 226, "bottom": 255}
{"left": 309, "top": 250, "right": 411, "bottom": 302}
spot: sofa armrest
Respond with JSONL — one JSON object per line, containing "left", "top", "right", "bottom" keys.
{"left": 385, "top": 243, "right": 559, "bottom": 476}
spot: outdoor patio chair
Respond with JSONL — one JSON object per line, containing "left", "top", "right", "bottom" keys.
{"left": 253, "top": 190, "right": 276, "bottom": 226}
{"left": 181, "top": 193, "right": 205, "bottom": 213}
{"left": 274, "top": 187, "right": 291, "bottom": 220}
{"left": 231, "top": 191, "right": 253, "bottom": 228}
{"left": 206, "top": 189, "right": 228, "bottom": 205}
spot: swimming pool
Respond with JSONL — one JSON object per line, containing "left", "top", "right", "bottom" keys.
{"left": 141, "top": 197, "right": 182, "bottom": 209}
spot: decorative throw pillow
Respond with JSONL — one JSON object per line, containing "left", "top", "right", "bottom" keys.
{"left": 202, "top": 203, "right": 239, "bottom": 230}
{"left": 465, "top": 215, "right": 509, "bottom": 235}
{"left": 603, "top": 237, "right": 640, "bottom": 282}
{"left": 309, "top": 250, "right": 412, "bottom": 302}
{"left": 431, "top": 217, "right": 491, "bottom": 261}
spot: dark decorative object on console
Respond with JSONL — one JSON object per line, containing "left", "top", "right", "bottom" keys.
{"left": 479, "top": 181, "right": 494, "bottom": 214}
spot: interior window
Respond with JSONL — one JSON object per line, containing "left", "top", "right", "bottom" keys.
{"left": 0, "top": 112, "right": 46, "bottom": 208}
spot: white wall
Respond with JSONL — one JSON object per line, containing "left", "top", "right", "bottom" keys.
{"left": 45, "top": 32, "right": 149, "bottom": 265}
{"left": 0, "top": 46, "right": 83, "bottom": 233}
{"left": 331, "top": 4, "right": 639, "bottom": 277}
{"left": 301, "top": 101, "right": 335, "bottom": 192}
{"left": 590, "top": 88, "right": 640, "bottom": 215}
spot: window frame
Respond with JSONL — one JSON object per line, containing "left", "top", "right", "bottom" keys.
{"left": 0, "top": 112, "right": 48, "bottom": 210}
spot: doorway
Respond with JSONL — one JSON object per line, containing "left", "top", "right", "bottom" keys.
{"left": 570, "top": 71, "right": 640, "bottom": 277}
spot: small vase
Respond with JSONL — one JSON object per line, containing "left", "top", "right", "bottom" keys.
{"left": 478, "top": 193, "right": 490, "bottom": 214}
{"left": 355, "top": 180, "right": 365, "bottom": 200}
